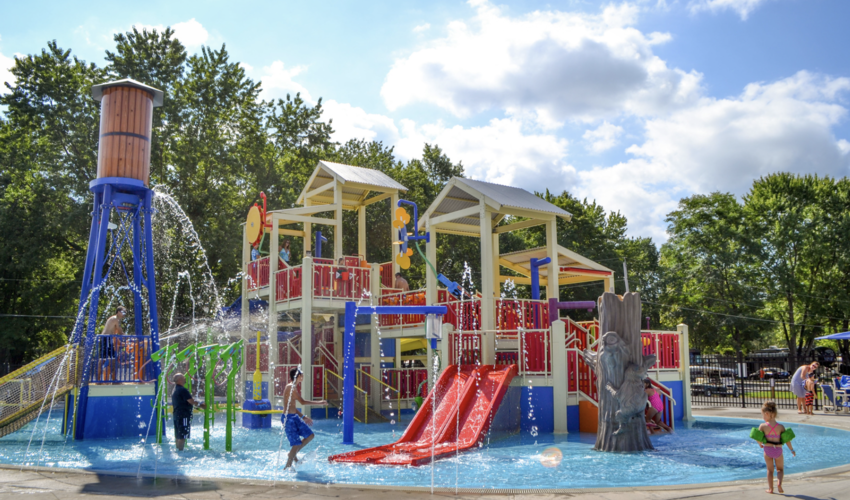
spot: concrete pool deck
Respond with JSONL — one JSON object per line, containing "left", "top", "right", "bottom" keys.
{"left": 1, "top": 407, "right": 848, "bottom": 499}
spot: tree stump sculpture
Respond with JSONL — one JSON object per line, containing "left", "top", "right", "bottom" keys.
{"left": 583, "top": 292, "right": 656, "bottom": 452}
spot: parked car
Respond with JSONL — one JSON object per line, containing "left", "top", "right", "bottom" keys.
{"left": 748, "top": 367, "right": 791, "bottom": 380}
{"left": 752, "top": 346, "right": 790, "bottom": 358}
{"left": 691, "top": 383, "right": 730, "bottom": 397}
{"left": 690, "top": 366, "right": 738, "bottom": 397}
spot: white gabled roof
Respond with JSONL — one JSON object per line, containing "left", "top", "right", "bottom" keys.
{"left": 424, "top": 177, "right": 571, "bottom": 226}
{"left": 297, "top": 161, "right": 407, "bottom": 205}
{"left": 457, "top": 178, "right": 571, "bottom": 219}
{"left": 318, "top": 161, "right": 406, "bottom": 190}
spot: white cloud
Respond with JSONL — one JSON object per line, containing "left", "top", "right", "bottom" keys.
{"left": 583, "top": 121, "right": 624, "bottom": 153}
{"left": 413, "top": 23, "right": 431, "bottom": 33}
{"left": 322, "top": 100, "right": 400, "bottom": 145}
{"left": 382, "top": 1, "right": 702, "bottom": 126}
{"left": 688, "top": 0, "right": 774, "bottom": 20}
{"left": 395, "top": 117, "right": 571, "bottom": 188}
{"left": 133, "top": 18, "right": 209, "bottom": 48}
{"left": 239, "top": 62, "right": 254, "bottom": 72}
{"left": 257, "top": 60, "right": 312, "bottom": 102}
{"left": 575, "top": 71, "right": 850, "bottom": 241}
{"left": 0, "top": 50, "right": 15, "bottom": 93}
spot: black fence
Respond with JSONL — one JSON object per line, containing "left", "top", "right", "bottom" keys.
{"left": 0, "top": 363, "right": 25, "bottom": 378}
{"left": 690, "top": 352, "right": 844, "bottom": 410}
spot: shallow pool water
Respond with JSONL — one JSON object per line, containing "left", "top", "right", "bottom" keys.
{"left": 1, "top": 415, "right": 848, "bottom": 489}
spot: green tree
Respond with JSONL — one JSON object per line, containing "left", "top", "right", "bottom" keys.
{"left": 660, "top": 192, "right": 769, "bottom": 353}
{"left": 744, "top": 173, "right": 832, "bottom": 358}
{"left": 0, "top": 41, "right": 104, "bottom": 363}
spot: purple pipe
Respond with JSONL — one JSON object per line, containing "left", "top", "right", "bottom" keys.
{"left": 548, "top": 298, "right": 597, "bottom": 323}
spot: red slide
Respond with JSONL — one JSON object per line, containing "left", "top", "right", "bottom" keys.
{"left": 328, "top": 364, "right": 517, "bottom": 466}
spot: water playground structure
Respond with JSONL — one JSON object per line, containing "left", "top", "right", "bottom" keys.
{"left": 7, "top": 79, "right": 837, "bottom": 490}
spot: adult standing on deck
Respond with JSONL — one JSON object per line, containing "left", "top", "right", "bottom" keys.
{"left": 172, "top": 373, "right": 205, "bottom": 451}
{"left": 98, "top": 306, "right": 125, "bottom": 381}
{"left": 394, "top": 273, "right": 410, "bottom": 292}
{"left": 790, "top": 361, "right": 819, "bottom": 414}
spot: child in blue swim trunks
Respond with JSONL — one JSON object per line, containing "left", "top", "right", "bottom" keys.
{"left": 281, "top": 367, "right": 326, "bottom": 469}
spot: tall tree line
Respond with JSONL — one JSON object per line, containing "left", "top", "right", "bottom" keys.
{"left": 1, "top": 29, "right": 846, "bottom": 366}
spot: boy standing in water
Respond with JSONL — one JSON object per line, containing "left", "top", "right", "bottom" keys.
{"left": 281, "top": 367, "right": 326, "bottom": 469}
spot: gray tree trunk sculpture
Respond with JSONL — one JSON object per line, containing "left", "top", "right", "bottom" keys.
{"left": 582, "top": 292, "right": 656, "bottom": 452}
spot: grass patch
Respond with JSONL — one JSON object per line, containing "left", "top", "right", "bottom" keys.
{"left": 744, "top": 391, "right": 797, "bottom": 400}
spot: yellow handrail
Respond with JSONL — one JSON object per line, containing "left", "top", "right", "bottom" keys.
{"left": 326, "top": 369, "right": 368, "bottom": 423}
{"left": 357, "top": 368, "right": 400, "bottom": 422}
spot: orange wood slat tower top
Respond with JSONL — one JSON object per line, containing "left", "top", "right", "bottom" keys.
{"left": 91, "top": 79, "right": 164, "bottom": 186}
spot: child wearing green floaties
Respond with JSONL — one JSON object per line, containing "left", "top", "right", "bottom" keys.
{"left": 751, "top": 401, "right": 796, "bottom": 494}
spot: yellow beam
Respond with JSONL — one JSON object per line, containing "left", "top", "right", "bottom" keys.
{"left": 494, "top": 218, "right": 546, "bottom": 234}
{"left": 498, "top": 257, "right": 531, "bottom": 277}
{"left": 362, "top": 192, "right": 393, "bottom": 206}
{"left": 303, "top": 181, "right": 335, "bottom": 200}
{"left": 430, "top": 205, "right": 481, "bottom": 226}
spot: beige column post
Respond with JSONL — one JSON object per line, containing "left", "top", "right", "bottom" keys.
{"left": 545, "top": 219, "right": 559, "bottom": 302}
{"left": 607, "top": 274, "right": 615, "bottom": 293}
{"left": 440, "top": 323, "right": 452, "bottom": 372}
{"left": 300, "top": 256, "right": 313, "bottom": 406}
{"left": 369, "top": 262, "right": 382, "bottom": 411}
{"left": 391, "top": 193, "right": 400, "bottom": 276}
{"left": 479, "top": 204, "right": 495, "bottom": 365}
{"left": 334, "top": 183, "right": 343, "bottom": 260}
{"left": 678, "top": 323, "right": 693, "bottom": 421}
{"left": 241, "top": 224, "right": 250, "bottom": 398}
{"left": 268, "top": 215, "right": 279, "bottom": 404}
{"left": 395, "top": 339, "right": 401, "bottom": 368}
{"left": 333, "top": 313, "right": 342, "bottom": 367}
{"left": 358, "top": 205, "right": 367, "bottom": 261}
{"left": 304, "top": 199, "right": 312, "bottom": 255}
{"left": 425, "top": 222, "right": 437, "bottom": 306}
{"left": 492, "top": 232, "right": 500, "bottom": 297}
{"left": 552, "top": 320, "right": 568, "bottom": 433}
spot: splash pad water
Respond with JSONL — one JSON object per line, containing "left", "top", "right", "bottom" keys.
{"left": 2, "top": 416, "right": 849, "bottom": 490}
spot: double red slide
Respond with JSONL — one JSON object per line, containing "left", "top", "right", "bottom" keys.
{"left": 328, "top": 364, "right": 517, "bottom": 466}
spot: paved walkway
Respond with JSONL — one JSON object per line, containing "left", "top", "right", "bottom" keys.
{"left": 1, "top": 407, "right": 848, "bottom": 500}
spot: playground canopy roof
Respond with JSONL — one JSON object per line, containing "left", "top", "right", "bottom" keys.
{"left": 499, "top": 245, "right": 614, "bottom": 286}
{"left": 296, "top": 161, "right": 407, "bottom": 207}
{"left": 423, "top": 177, "right": 571, "bottom": 235}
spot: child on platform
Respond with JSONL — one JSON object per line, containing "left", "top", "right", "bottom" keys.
{"left": 281, "top": 367, "right": 326, "bottom": 469}
{"left": 643, "top": 379, "right": 672, "bottom": 432}
{"left": 757, "top": 401, "right": 796, "bottom": 494}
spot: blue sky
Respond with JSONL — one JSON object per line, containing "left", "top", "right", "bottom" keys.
{"left": 2, "top": 0, "right": 849, "bottom": 241}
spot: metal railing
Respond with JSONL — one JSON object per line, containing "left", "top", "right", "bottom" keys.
{"left": 312, "top": 260, "right": 371, "bottom": 300}
{"left": 381, "top": 368, "right": 428, "bottom": 400}
{"left": 379, "top": 288, "right": 427, "bottom": 327}
{"left": 325, "top": 369, "right": 369, "bottom": 423}
{"left": 247, "top": 256, "right": 271, "bottom": 290}
{"left": 495, "top": 298, "right": 550, "bottom": 330}
{"left": 89, "top": 335, "right": 154, "bottom": 384}
{"left": 357, "top": 368, "right": 401, "bottom": 413}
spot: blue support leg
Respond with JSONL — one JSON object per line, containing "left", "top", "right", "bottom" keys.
{"left": 144, "top": 190, "right": 161, "bottom": 359}
{"left": 71, "top": 196, "right": 101, "bottom": 345}
{"left": 342, "top": 301, "right": 357, "bottom": 444}
{"left": 75, "top": 185, "right": 113, "bottom": 440}
{"left": 132, "top": 209, "right": 144, "bottom": 336}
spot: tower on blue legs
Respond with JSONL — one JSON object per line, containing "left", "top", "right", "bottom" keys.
{"left": 65, "top": 79, "right": 165, "bottom": 440}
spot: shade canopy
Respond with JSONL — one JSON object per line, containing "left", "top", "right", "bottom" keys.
{"left": 815, "top": 331, "right": 850, "bottom": 340}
